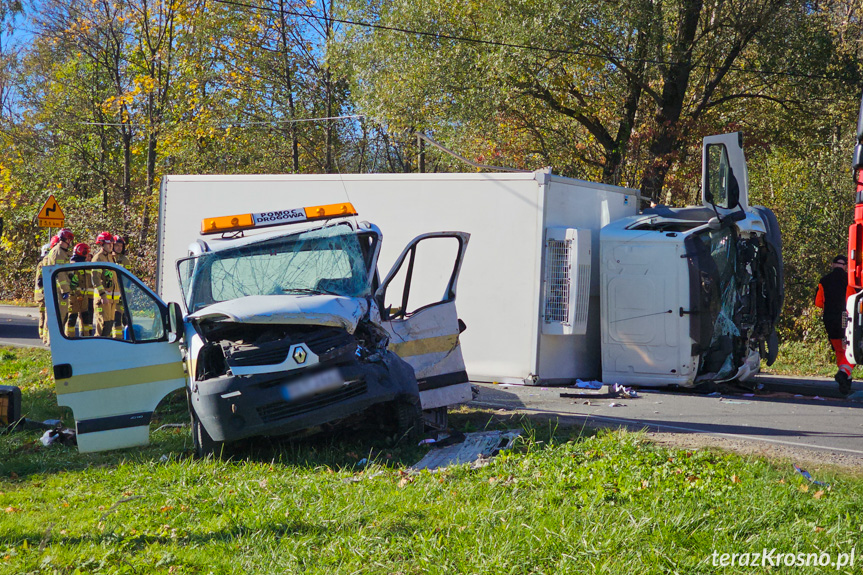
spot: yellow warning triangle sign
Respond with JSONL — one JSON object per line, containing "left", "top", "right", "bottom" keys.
{"left": 36, "top": 195, "right": 65, "bottom": 227}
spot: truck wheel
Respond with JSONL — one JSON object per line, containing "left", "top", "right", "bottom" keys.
{"left": 394, "top": 400, "right": 424, "bottom": 443}
{"left": 192, "top": 409, "right": 225, "bottom": 459}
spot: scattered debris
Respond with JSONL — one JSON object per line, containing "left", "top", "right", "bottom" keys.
{"left": 813, "top": 396, "right": 825, "bottom": 401}
{"left": 411, "top": 429, "right": 521, "bottom": 471}
{"left": 794, "top": 464, "right": 831, "bottom": 488}
{"left": 561, "top": 383, "right": 637, "bottom": 400}
{"left": 707, "top": 392, "right": 721, "bottom": 397}
{"left": 39, "top": 427, "right": 76, "bottom": 447}
{"left": 608, "top": 402, "right": 625, "bottom": 407}
{"left": 574, "top": 379, "right": 603, "bottom": 390}
{"left": 720, "top": 399, "right": 752, "bottom": 405}
{"left": 612, "top": 384, "right": 637, "bottom": 398}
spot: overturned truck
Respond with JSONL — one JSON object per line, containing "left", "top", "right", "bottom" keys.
{"left": 600, "top": 133, "right": 783, "bottom": 386}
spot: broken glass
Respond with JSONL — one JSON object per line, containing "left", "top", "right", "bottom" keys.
{"left": 177, "top": 224, "right": 371, "bottom": 312}
{"left": 695, "top": 227, "right": 740, "bottom": 379}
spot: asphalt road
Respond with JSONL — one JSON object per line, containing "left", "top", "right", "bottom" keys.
{"left": 3, "top": 305, "right": 862, "bottom": 460}
{"left": 472, "top": 380, "right": 863, "bottom": 459}
{"left": 0, "top": 305, "right": 41, "bottom": 348}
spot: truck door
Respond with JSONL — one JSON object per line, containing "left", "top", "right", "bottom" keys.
{"left": 376, "top": 232, "right": 471, "bottom": 409}
{"left": 43, "top": 263, "right": 185, "bottom": 453}
{"left": 702, "top": 132, "right": 749, "bottom": 215}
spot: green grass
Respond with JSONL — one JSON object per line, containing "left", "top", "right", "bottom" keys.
{"left": 763, "top": 340, "right": 863, "bottom": 378}
{"left": 3, "top": 347, "right": 863, "bottom": 573}
{"left": 0, "top": 299, "right": 34, "bottom": 307}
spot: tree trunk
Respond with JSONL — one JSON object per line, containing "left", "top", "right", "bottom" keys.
{"left": 639, "top": 0, "right": 704, "bottom": 202}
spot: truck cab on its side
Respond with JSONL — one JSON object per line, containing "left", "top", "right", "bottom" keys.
{"left": 42, "top": 204, "right": 471, "bottom": 455}
{"left": 600, "top": 133, "right": 783, "bottom": 387}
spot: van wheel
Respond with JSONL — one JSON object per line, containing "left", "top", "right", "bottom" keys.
{"left": 192, "top": 409, "right": 224, "bottom": 458}
{"left": 394, "top": 400, "right": 424, "bottom": 443}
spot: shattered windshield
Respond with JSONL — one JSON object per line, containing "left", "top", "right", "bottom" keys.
{"left": 695, "top": 227, "right": 740, "bottom": 379}
{"left": 177, "top": 224, "right": 370, "bottom": 312}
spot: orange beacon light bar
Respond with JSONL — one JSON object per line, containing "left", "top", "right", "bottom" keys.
{"left": 201, "top": 202, "right": 358, "bottom": 235}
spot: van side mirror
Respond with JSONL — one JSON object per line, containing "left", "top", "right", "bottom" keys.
{"left": 167, "top": 302, "right": 184, "bottom": 343}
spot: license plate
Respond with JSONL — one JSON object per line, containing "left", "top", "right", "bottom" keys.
{"left": 281, "top": 368, "right": 344, "bottom": 402}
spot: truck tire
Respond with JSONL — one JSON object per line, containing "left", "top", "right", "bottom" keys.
{"left": 394, "top": 399, "right": 424, "bottom": 443}
{"left": 192, "top": 409, "right": 225, "bottom": 459}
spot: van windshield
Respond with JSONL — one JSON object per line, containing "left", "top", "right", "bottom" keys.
{"left": 177, "top": 224, "right": 370, "bottom": 312}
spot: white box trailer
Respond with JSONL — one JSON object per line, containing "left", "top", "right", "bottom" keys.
{"left": 157, "top": 169, "right": 638, "bottom": 386}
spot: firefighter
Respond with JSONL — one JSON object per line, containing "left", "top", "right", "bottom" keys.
{"left": 112, "top": 235, "right": 131, "bottom": 339}
{"left": 34, "top": 235, "right": 59, "bottom": 342}
{"left": 91, "top": 232, "right": 119, "bottom": 337}
{"left": 41, "top": 229, "right": 74, "bottom": 345}
{"left": 65, "top": 243, "right": 94, "bottom": 337}
{"left": 815, "top": 254, "right": 855, "bottom": 394}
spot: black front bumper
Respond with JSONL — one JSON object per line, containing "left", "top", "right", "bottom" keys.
{"left": 189, "top": 352, "right": 419, "bottom": 442}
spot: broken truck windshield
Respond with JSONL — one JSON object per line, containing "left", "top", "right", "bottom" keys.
{"left": 177, "top": 224, "right": 371, "bottom": 312}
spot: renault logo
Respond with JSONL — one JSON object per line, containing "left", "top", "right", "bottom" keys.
{"left": 292, "top": 345, "right": 308, "bottom": 365}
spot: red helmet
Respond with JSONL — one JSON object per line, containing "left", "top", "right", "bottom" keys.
{"left": 58, "top": 228, "right": 74, "bottom": 244}
{"left": 73, "top": 243, "right": 90, "bottom": 258}
{"left": 49, "top": 235, "right": 60, "bottom": 249}
{"left": 113, "top": 235, "right": 127, "bottom": 246}
{"left": 96, "top": 231, "right": 114, "bottom": 244}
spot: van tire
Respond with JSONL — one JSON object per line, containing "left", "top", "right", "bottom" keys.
{"left": 394, "top": 400, "right": 424, "bottom": 443}
{"left": 192, "top": 409, "right": 225, "bottom": 459}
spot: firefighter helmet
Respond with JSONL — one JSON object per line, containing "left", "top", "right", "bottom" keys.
{"left": 58, "top": 228, "right": 74, "bottom": 244}
{"left": 96, "top": 231, "right": 114, "bottom": 244}
{"left": 49, "top": 235, "right": 60, "bottom": 249}
{"left": 113, "top": 235, "right": 127, "bottom": 246}
{"left": 73, "top": 243, "right": 90, "bottom": 258}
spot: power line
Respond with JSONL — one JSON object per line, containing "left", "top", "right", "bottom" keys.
{"left": 74, "top": 114, "right": 363, "bottom": 128}
{"left": 211, "top": 0, "right": 839, "bottom": 82}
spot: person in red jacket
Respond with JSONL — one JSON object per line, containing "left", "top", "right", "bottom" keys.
{"left": 815, "top": 254, "right": 854, "bottom": 394}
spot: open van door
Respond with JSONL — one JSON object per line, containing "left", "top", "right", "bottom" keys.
{"left": 43, "top": 263, "right": 186, "bottom": 452}
{"left": 702, "top": 132, "right": 749, "bottom": 215}
{"left": 376, "top": 232, "right": 471, "bottom": 411}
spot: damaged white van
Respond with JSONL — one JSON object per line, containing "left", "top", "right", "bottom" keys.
{"left": 42, "top": 204, "right": 471, "bottom": 455}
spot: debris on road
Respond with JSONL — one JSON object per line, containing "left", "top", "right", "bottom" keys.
{"left": 560, "top": 383, "right": 638, "bottom": 400}
{"left": 411, "top": 429, "right": 521, "bottom": 471}
{"left": 575, "top": 379, "right": 603, "bottom": 390}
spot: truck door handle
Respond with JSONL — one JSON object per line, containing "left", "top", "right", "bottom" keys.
{"left": 679, "top": 307, "right": 694, "bottom": 317}
{"left": 54, "top": 364, "right": 73, "bottom": 380}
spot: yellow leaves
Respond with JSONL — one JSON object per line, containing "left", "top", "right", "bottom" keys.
{"left": 4, "top": 507, "right": 20, "bottom": 513}
{"left": 813, "top": 490, "right": 825, "bottom": 500}
{"left": 798, "top": 483, "right": 809, "bottom": 493}
{"left": 731, "top": 475, "right": 741, "bottom": 484}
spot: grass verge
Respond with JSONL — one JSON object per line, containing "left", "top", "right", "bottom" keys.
{"left": 763, "top": 340, "right": 863, "bottom": 379}
{"left": 2, "top": 347, "right": 863, "bottom": 573}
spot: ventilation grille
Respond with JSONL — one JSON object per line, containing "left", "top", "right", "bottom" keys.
{"left": 543, "top": 239, "right": 572, "bottom": 324}
{"left": 574, "top": 264, "right": 591, "bottom": 327}
{"left": 542, "top": 228, "right": 591, "bottom": 336}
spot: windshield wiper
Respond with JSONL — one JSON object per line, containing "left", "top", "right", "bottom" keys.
{"left": 279, "top": 287, "right": 339, "bottom": 296}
